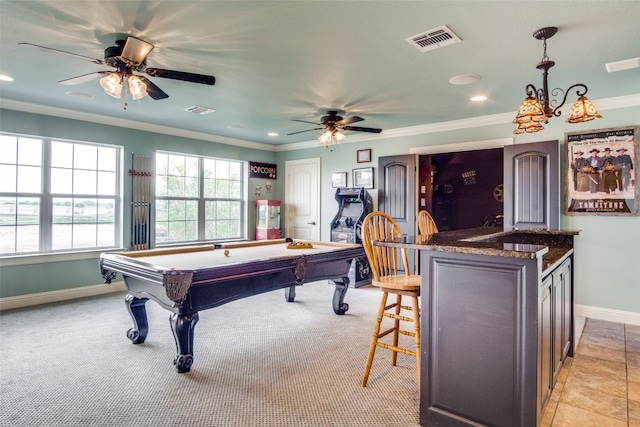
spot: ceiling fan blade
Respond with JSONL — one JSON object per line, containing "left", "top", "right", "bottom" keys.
{"left": 292, "top": 119, "right": 322, "bottom": 125}
{"left": 58, "top": 71, "right": 110, "bottom": 85}
{"left": 121, "top": 37, "right": 154, "bottom": 65}
{"left": 342, "top": 126, "right": 382, "bottom": 134}
{"left": 138, "top": 76, "right": 169, "bottom": 100}
{"left": 145, "top": 68, "right": 215, "bottom": 85}
{"left": 287, "top": 128, "right": 323, "bottom": 136}
{"left": 336, "top": 116, "right": 364, "bottom": 126}
{"left": 18, "top": 42, "right": 106, "bottom": 65}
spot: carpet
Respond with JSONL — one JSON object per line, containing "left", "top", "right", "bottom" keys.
{"left": 0, "top": 282, "right": 420, "bottom": 427}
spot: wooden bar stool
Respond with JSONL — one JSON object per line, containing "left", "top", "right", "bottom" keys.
{"left": 417, "top": 210, "right": 438, "bottom": 242}
{"left": 361, "top": 211, "right": 421, "bottom": 387}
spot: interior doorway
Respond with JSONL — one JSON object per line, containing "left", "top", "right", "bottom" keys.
{"left": 419, "top": 148, "right": 504, "bottom": 231}
{"left": 284, "top": 158, "right": 320, "bottom": 240}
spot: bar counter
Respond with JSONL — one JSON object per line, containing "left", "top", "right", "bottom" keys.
{"left": 375, "top": 227, "right": 579, "bottom": 427}
{"left": 376, "top": 226, "right": 579, "bottom": 274}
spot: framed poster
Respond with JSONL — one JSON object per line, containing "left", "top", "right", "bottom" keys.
{"left": 565, "top": 126, "right": 638, "bottom": 215}
{"left": 331, "top": 172, "right": 347, "bottom": 188}
{"left": 357, "top": 149, "right": 371, "bottom": 163}
{"left": 353, "top": 167, "right": 374, "bottom": 189}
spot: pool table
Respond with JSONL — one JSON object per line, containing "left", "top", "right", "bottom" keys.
{"left": 99, "top": 239, "right": 364, "bottom": 373}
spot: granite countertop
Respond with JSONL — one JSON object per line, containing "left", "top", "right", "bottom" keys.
{"left": 375, "top": 227, "right": 579, "bottom": 273}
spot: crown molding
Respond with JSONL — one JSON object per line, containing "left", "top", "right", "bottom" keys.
{"left": 3, "top": 94, "right": 639, "bottom": 153}
{"left": 0, "top": 99, "right": 277, "bottom": 152}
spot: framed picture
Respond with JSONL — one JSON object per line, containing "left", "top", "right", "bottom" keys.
{"left": 357, "top": 149, "right": 371, "bottom": 163}
{"left": 331, "top": 172, "right": 347, "bottom": 188}
{"left": 564, "top": 125, "right": 638, "bottom": 216}
{"left": 353, "top": 167, "right": 374, "bottom": 189}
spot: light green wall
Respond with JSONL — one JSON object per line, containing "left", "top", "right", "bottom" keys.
{"left": 0, "top": 109, "right": 280, "bottom": 297}
{"left": 1, "top": 107, "right": 639, "bottom": 314}
{"left": 278, "top": 106, "right": 640, "bottom": 314}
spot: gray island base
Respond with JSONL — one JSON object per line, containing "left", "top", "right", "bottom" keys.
{"left": 376, "top": 227, "right": 578, "bottom": 427}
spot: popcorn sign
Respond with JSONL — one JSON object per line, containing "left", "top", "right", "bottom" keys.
{"left": 249, "top": 162, "right": 277, "bottom": 179}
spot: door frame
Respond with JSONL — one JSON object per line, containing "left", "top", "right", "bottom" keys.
{"left": 284, "top": 158, "right": 321, "bottom": 240}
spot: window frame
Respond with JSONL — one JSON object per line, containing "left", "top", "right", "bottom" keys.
{"left": 0, "top": 132, "right": 123, "bottom": 259}
{"left": 154, "top": 151, "right": 248, "bottom": 246}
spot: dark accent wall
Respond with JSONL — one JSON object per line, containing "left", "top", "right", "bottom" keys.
{"left": 419, "top": 148, "right": 504, "bottom": 231}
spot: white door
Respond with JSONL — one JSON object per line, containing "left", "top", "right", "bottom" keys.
{"left": 285, "top": 158, "right": 320, "bottom": 240}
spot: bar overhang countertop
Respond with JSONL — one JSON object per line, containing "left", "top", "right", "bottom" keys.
{"left": 375, "top": 227, "right": 580, "bottom": 274}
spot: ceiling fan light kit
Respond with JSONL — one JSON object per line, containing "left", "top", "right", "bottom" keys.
{"left": 513, "top": 27, "right": 602, "bottom": 135}
{"left": 319, "top": 129, "right": 346, "bottom": 145}
{"left": 19, "top": 36, "right": 215, "bottom": 106}
{"left": 127, "top": 75, "right": 148, "bottom": 100}
{"left": 100, "top": 72, "right": 123, "bottom": 98}
{"left": 288, "top": 110, "right": 382, "bottom": 146}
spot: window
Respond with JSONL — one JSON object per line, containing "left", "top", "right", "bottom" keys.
{"left": 0, "top": 133, "right": 121, "bottom": 256}
{"left": 155, "top": 152, "right": 246, "bottom": 244}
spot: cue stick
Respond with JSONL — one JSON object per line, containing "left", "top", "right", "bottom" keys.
{"left": 141, "top": 154, "right": 146, "bottom": 249}
{"left": 131, "top": 153, "right": 136, "bottom": 250}
{"left": 136, "top": 154, "right": 140, "bottom": 250}
{"left": 134, "top": 154, "right": 138, "bottom": 250}
{"left": 135, "top": 154, "right": 141, "bottom": 250}
{"left": 143, "top": 155, "right": 149, "bottom": 249}
{"left": 142, "top": 154, "right": 146, "bottom": 249}
{"left": 136, "top": 154, "right": 141, "bottom": 250}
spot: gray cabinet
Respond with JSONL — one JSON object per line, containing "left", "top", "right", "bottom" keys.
{"left": 539, "top": 274, "right": 553, "bottom": 410}
{"left": 560, "top": 258, "right": 573, "bottom": 360}
{"left": 503, "top": 140, "right": 560, "bottom": 230}
{"left": 540, "top": 256, "right": 573, "bottom": 411}
{"left": 417, "top": 233, "right": 575, "bottom": 427}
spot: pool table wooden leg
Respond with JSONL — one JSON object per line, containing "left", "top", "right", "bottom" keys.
{"left": 170, "top": 312, "right": 199, "bottom": 373}
{"left": 125, "top": 294, "right": 149, "bottom": 344}
{"left": 331, "top": 277, "right": 350, "bottom": 315}
{"left": 284, "top": 286, "right": 296, "bottom": 302}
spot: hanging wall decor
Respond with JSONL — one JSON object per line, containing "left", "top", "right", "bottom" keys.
{"left": 565, "top": 126, "right": 638, "bottom": 216}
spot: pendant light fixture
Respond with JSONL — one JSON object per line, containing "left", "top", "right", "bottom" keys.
{"left": 513, "top": 27, "right": 602, "bottom": 134}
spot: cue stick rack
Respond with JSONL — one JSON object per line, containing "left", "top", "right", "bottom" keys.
{"left": 130, "top": 154, "right": 153, "bottom": 251}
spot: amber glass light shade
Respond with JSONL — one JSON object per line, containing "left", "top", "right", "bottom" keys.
{"left": 566, "top": 96, "right": 603, "bottom": 123}
{"left": 513, "top": 96, "right": 548, "bottom": 124}
{"left": 513, "top": 120, "right": 545, "bottom": 135}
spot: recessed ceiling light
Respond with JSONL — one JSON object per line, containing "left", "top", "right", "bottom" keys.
{"left": 268, "top": 132, "right": 278, "bottom": 137}
{"left": 0, "top": 74, "right": 14, "bottom": 82}
{"left": 449, "top": 74, "right": 480, "bottom": 85}
{"left": 66, "top": 92, "right": 93, "bottom": 99}
{"left": 470, "top": 95, "right": 487, "bottom": 102}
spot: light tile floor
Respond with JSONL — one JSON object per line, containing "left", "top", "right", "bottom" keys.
{"left": 542, "top": 318, "right": 640, "bottom": 427}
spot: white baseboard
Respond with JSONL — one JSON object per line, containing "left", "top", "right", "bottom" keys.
{"left": 0, "top": 282, "right": 126, "bottom": 311}
{"left": 575, "top": 304, "right": 640, "bottom": 326}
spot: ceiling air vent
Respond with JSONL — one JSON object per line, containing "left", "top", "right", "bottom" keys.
{"left": 405, "top": 25, "right": 461, "bottom": 52}
{"left": 184, "top": 105, "right": 216, "bottom": 115}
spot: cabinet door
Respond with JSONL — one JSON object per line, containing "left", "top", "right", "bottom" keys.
{"left": 503, "top": 140, "right": 559, "bottom": 229}
{"left": 552, "top": 267, "right": 564, "bottom": 383}
{"left": 561, "top": 258, "right": 573, "bottom": 359}
{"left": 539, "top": 275, "right": 553, "bottom": 410}
{"left": 378, "top": 154, "right": 417, "bottom": 269}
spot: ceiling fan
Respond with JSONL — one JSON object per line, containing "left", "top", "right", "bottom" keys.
{"left": 19, "top": 36, "right": 215, "bottom": 101}
{"left": 287, "top": 110, "right": 382, "bottom": 144}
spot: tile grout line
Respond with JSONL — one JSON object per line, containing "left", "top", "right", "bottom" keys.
{"left": 550, "top": 318, "right": 631, "bottom": 426}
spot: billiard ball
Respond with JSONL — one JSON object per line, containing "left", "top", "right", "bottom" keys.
{"left": 224, "top": 249, "right": 230, "bottom": 257}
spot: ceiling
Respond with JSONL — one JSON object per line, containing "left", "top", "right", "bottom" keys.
{"left": 1, "top": 1, "right": 639, "bottom": 149}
